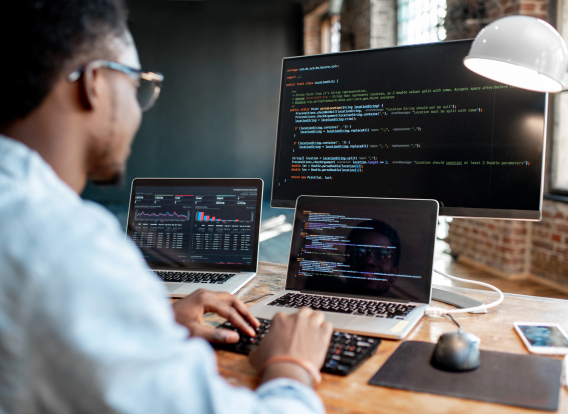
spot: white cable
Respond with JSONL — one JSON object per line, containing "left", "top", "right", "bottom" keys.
{"left": 424, "top": 269, "right": 504, "bottom": 316}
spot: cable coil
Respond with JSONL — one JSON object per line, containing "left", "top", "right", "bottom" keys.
{"left": 425, "top": 269, "right": 504, "bottom": 316}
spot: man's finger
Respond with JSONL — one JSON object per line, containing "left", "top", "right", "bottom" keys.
{"left": 189, "top": 324, "right": 240, "bottom": 344}
{"left": 216, "top": 305, "right": 256, "bottom": 337}
{"left": 322, "top": 320, "right": 333, "bottom": 336}
{"left": 202, "top": 292, "right": 258, "bottom": 328}
{"left": 297, "top": 306, "right": 313, "bottom": 319}
{"left": 228, "top": 295, "right": 260, "bottom": 328}
{"left": 309, "top": 310, "right": 326, "bottom": 326}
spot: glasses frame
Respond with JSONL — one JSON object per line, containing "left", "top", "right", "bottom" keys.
{"left": 67, "top": 60, "right": 164, "bottom": 112}
{"left": 347, "top": 246, "right": 395, "bottom": 263}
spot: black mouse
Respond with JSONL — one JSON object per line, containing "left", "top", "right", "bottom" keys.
{"left": 431, "top": 331, "right": 481, "bottom": 372}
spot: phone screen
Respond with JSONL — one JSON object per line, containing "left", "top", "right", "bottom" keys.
{"left": 518, "top": 325, "right": 568, "bottom": 347}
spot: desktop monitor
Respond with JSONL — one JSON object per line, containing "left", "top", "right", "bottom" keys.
{"left": 270, "top": 40, "right": 547, "bottom": 219}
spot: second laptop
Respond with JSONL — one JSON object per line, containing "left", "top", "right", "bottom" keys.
{"left": 126, "top": 178, "right": 263, "bottom": 297}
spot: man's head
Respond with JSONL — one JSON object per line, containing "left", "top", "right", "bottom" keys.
{"left": 0, "top": 0, "right": 148, "bottom": 189}
{"left": 346, "top": 220, "right": 401, "bottom": 275}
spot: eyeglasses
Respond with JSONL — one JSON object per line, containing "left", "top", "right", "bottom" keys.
{"left": 68, "top": 60, "right": 164, "bottom": 112}
{"left": 347, "top": 247, "right": 395, "bottom": 263}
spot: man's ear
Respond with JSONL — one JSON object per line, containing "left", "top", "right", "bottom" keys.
{"left": 77, "top": 63, "right": 100, "bottom": 111}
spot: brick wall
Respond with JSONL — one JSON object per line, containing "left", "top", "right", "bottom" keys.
{"left": 303, "top": 1, "right": 330, "bottom": 55}
{"left": 448, "top": 218, "right": 530, "bottom": 277}
{"left": 448, "top": 200, "right": 568, "bottom": 292}
{"left": 531, "top": 201, "right": 568, "bottom": 289}
{"left": 445, "top": 0, "right": 549, "bottom": 40}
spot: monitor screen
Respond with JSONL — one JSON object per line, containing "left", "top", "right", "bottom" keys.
{"left": 127, "top": 178, "right": 263, "bottom": 271}
{"left": 286, "top": 196, "right": 439, "bottom": 303}
{"left": 271, "top": 40, "right": 547, "bottom": 219}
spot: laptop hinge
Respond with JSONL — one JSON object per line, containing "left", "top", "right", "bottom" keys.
{"left": 300, "top": 289, "right": 410, "bottom": 304}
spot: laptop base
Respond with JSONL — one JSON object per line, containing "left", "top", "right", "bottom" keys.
{"left": 249, "top": 291, "right": 427, "bottom": 340}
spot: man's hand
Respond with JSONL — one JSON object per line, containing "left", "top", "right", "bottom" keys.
{"left": 249, "top": 308, "right": 333, "bottom": 386}
{"left": 172, "top": 289, "right": 259, "bottom": 344}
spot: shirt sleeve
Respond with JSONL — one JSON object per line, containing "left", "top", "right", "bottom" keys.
{"left": 27, "top": 202, "right": 325, "bottom": 414}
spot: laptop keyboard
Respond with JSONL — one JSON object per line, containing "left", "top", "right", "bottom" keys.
{"left": 268, "top": 293, "right": 415, "bottom": 320}
{"left": 214, "top": 318, "right": 380, "bottom": 376}
{"left": 153, "top": 271, "right": 236, "bottom": 284}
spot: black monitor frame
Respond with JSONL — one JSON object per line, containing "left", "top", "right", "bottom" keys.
{"left": 270, "top": 40, "right": 547, "bottom": 220}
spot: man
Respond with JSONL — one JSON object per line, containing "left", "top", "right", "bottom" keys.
{"left": 0, "top": 1, "right": 332, "bottom": 413}
{"left": 345, "top": 220, "right": 401, "bottom": 293}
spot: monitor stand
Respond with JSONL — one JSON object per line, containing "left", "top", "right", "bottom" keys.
{"left": 431, "top": 288, "right": 487, "bottom": 314}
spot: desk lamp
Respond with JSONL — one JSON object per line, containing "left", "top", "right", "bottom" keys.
{"left": 463, "top": 16, "right": 568, "bottom": 92}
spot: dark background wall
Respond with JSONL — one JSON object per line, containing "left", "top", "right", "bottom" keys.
{"left": 82, "top": 0, "right": 303, "bottom": 205}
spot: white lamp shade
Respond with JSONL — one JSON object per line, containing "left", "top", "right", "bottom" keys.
{"left": 463, "top": 16, "right": 568, "bottom": 93}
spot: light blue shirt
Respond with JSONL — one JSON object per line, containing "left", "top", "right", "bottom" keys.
{"left": 0, "top": 135, "right": 324, "bottom": 414}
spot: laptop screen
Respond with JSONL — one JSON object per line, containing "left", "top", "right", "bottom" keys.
{"left": 127, "top": 178, "right": 263, "bottom": 271}
{"left": 286, "top": 196, "right": 438, "bottom": 303}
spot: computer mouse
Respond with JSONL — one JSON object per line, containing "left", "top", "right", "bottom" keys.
{"left": 431, "top": 331, "right": 481, "bottom": 372}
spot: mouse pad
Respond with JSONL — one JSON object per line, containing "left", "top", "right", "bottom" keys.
{"left": 368, "top": 341, "right": 562, "bottom": 411}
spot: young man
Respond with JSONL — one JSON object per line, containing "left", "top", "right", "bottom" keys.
{"left": 0, "top": 1, "right": 332, "bottom": 413}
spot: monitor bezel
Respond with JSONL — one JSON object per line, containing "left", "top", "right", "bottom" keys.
{"left": 127, "top": 177, "right": 263, "bottom": 272}
{"left": 269, "top": 39, "right": 547, "bottom": 221}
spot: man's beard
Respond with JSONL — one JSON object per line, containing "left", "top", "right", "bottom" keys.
{"left": 90, "top": 168, "right": 126, "bottom": 187}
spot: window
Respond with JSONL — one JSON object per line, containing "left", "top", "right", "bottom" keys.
{"left": 551, "top": 92, "right": 568, "bottom": 192}
{"left": 397, "top": 0, "right": 447, "bottom": 46}
{"left": 321, "top": 15, "right": 341, "bottom": 54}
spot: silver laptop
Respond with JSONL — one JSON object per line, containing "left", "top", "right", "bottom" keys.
{"left": 250, "top": 195, "right": 438, "bottom": 339}
{"left": 126, "top": 178, "right": 263, "bottom": 298}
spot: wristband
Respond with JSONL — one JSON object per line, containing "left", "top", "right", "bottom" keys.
{"left": 259, "top": 355, "right": 322, "bottom": 385}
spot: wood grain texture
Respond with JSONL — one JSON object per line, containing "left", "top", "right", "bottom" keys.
{"left": 213, "top": 262, "right": 568, "bottom": 413}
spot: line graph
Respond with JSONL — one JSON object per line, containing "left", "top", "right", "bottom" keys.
{"left": 135, "top": 210, "right": 189, "bottom": 221}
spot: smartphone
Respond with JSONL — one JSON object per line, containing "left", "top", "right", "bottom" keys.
{"left": 514, "top": 322, "right": 568, "bottom": 355}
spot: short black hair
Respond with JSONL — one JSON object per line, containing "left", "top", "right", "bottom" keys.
{"left": 348, "top": 220, "right": 402, "bottom": 267}
{"left": 0, "top": 0, "right": 128, "bottom": 126}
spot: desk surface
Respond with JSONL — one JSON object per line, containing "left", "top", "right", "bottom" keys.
{"left": 213, "top": 262, "right": 568, "bottom": 413}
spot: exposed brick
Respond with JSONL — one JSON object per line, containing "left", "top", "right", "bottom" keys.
{"left": 536, "top": 229, "right": 550, "bottom": 238}
{"left": 520, "top": 3, "right": 536, "bottom": 11}
{"left": 534, "top": 241, "right": 554, "bottom": 251}
{"left": 552, "top": 234, "right": 562, "bottom": 242}
{"left": 556, "top": 247, "right": 568, "bottom": 255}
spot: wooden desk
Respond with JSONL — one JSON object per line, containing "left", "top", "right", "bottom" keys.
{"left": 214, "top": 262, "right": 568, "bottom": 413}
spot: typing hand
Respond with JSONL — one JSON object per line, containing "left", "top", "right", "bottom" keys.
{"left": 249, "top": 308, "right": 333, "bottom": 384}
{"left": 172, "top": 289, "right": 259, "bottom": 344}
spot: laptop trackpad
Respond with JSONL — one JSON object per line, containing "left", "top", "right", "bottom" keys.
{"left": 165, "top": 283, "right": 184, "bottom": 293}
{"left": 323, "top": 313, "right": 357, "bottom": 328}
